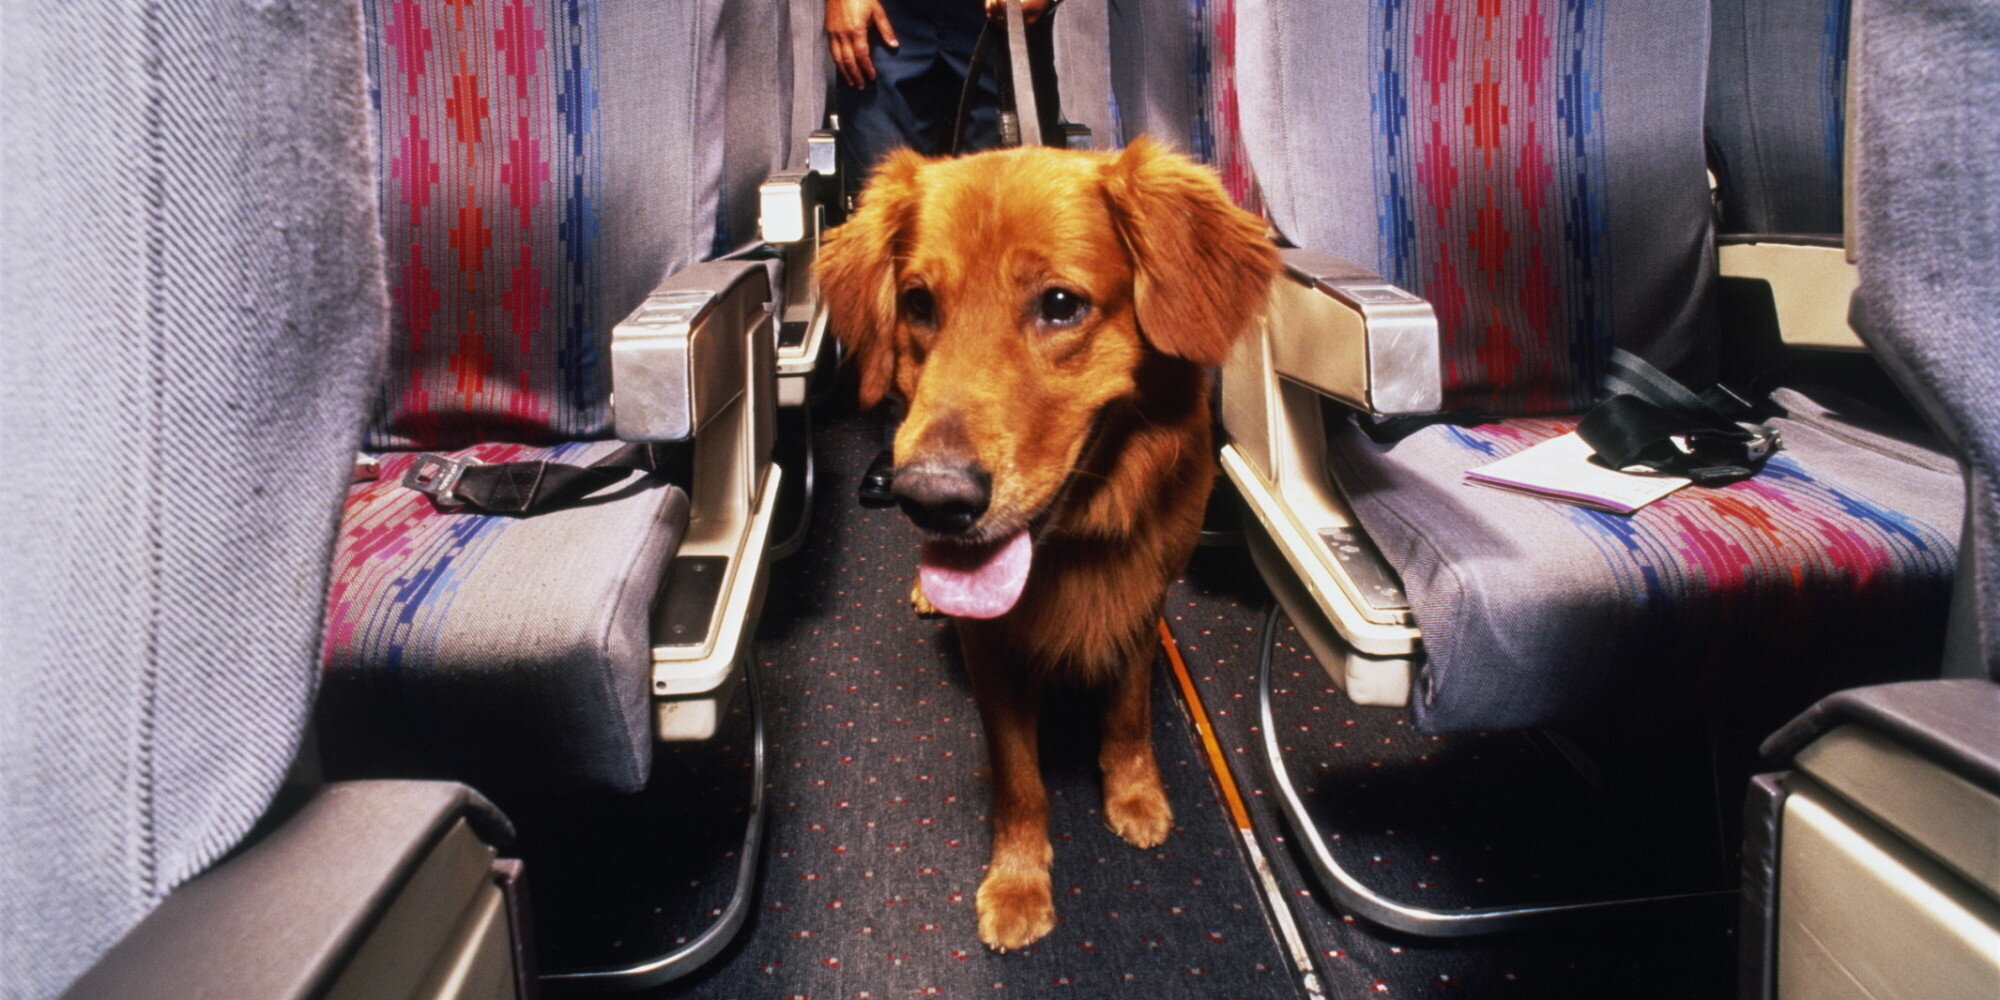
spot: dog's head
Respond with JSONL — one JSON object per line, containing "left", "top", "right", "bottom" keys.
{"left": 817, "top": 138, "right": 1276, "bottom": 617}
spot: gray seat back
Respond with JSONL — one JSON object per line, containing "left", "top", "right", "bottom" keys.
{"left": 0, "top": 4, "right": 389, "bottom": 997}
{"left": 1708, "top": 0, "right": 1853, "bottom": 236}
{"left": 1847, "top": 0, "right": 2000, "bottom": 682}
{"left": 1233, "top": 0, "right": 1721, "bottom": 414}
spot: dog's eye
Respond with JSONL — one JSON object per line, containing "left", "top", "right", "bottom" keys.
{"left": 900, "top": 286, "right": 937, "bottom": 326}
{"left": 1037, "top": 288, "right": 1088, "bottom": 328}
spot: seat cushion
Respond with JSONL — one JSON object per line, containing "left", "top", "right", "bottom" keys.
{"left": 1327, "top": 388, "right": 1962, "bottom": 734}
{"left": 320, "top": 441, "right": 687, "bottom": 792}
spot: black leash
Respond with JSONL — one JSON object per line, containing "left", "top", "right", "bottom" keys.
{"left": 948, "top": 0, "right": 1048, "bottom": 155}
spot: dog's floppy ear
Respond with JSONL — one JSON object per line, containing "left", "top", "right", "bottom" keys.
{"left": 1100, "top": 137, "right": 1278, "bottom": 367}
{"left": 817, "top": 148, "right": 926, "bottom": 409}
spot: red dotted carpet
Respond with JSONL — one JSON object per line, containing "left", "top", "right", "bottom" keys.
{"left": 1166, "top": 546, "right": 1736, "bottom": 1000}
{"left": 652, "top": 408, "right": 1298, "bottom": 999}
{"left": 642, "top": 404, "right": 1735, "bottom": 999}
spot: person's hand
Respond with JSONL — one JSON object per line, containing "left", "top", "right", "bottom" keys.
{"left": 984, "top": 0, "right": 1054, "bottom": 24}
{"left": 827, "top": 0, "right": 899, "bottom": 89}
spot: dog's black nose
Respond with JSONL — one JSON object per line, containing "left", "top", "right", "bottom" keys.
{"left": 891, "top": 461, "right": 991, "bottom": 535}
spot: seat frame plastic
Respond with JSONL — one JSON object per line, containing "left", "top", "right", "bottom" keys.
{"left": 612, "top": 258, "right": 783, "bottom": 741}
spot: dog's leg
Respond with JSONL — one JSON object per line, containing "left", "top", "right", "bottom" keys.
{"left": 962, "top": 625, "right": 1056, "bottom": 951}
{"left": 909, "top": 577, "right": 941, "bottom": 618}
{"left": 1099, "top": 645, "right": 1173, "bottom": 848}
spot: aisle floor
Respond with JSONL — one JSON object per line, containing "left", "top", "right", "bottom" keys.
{"left": 657, "top": 409, "right": 1298, "bottom": 999}
{"left": 657, "top": 405, "right": 1736, "bottom": 999}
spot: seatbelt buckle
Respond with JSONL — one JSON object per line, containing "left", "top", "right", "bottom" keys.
{"left": 402, "top": 453, "right": 481, "bottom": 506}
{"left": 1741, "top": 425, "right": 1782, "bottom": 461}
{"left": 1685, "top": 424, "right": 1782, "bottom": 465}
{"left": 352, "top": 455, "right": 381, "bottom": 482}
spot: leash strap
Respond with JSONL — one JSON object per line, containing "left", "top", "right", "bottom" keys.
{"left": 949, "top": 18, "right": 1000, "bottom": 155}
{"left": 399, "top": 442, "right": 670, "bottom": 516}
{"left": 949, "top": 0, "right": 1052, "bottom": 155}
{"left": 1003, "top": 0, "right": 1043, "bottom": 148}
{"left": 1575, "top": 349, "right": 1782, "bottom": 486}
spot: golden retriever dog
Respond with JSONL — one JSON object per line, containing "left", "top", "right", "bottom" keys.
{"left": 816, "top": 138, "right": 1278, "bottom": 951}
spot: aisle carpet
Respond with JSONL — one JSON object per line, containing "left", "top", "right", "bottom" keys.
{"left": 1168, "top": 547, "right": 1737, "bottom": 1000}
{"left": 656, "top": 408, "right": 1300, "bottom": 999}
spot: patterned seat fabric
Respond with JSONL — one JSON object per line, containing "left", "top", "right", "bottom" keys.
{"left": 320, "top": 0, "right": 786, "bottom": 791}
{"left": 1228, "top": 0, "right": 1961, "bottom": 731}
{"left": 323, "top": 444, "right": 687, "bottom": 792}
{"left": 1109, "top": 0, "right": 1262, "bottom": 210}
{"left": 1328, "top": 390, "right": 1959, "bottom": 732}
{"left": 1240, "top": 0, "right": 1721, "bottom": 414}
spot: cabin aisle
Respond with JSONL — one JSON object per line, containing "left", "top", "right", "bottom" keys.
{"left": 1165, "top": 548, "right": 1738, "bottom": 999}
{"left": 656, "top": 407, "right": 1301, "bottom": 999}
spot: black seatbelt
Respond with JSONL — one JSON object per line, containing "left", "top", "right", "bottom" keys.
{"left": 400, "top": 442, "right": 682, "bottom": 516}
{"left": 1576, "top": 349, "right": 1782, "bottom": 487}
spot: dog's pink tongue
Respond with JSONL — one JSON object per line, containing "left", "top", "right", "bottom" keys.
{"left": 918, "top": 530, "right": 1032, "bottom": 619}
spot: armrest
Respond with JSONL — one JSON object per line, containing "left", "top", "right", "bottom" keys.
{"left": 1756, "top": 678, "right": 2000, "bottom": 975}
{"left": 759, "top": 129, "right": 839, "bottom": 244}
{"left": 1262, "top": 248, "right": 1443, "bottom": 417}
{"left": 759, "top": 169, "right": 833, "bottom": 245}
{"left": 1763, "top": 679, "right": 2000, "bottom": 797}
{"left": 1716, "top": 235, "right": 1866, "bottom": 350}
{"left": 610, "top": 259, "right": 774, "bottom": 442}
{"left": 63, "top": 781, "right": 519, "bottom": 1000}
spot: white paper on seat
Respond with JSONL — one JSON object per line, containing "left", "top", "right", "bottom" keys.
{"left": 1463, "top": 432, "right": 1689, "bottom": 515}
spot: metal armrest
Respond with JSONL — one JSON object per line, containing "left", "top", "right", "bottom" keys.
{"left": 759, "top": 168, "right": 833, "bottom": 246}
{"left": 1745, "top": 680, "right": 2000, "bottom": 1000}
{"left": 1717, "top": 235, "right": 1866, "bottom": 350}
{"left": 1765, "top": 679, "right": 2000, "bottom": 800}
{"left": 1249, "top": 247, "right": 1443, "bottom": 417}
{"left": 611, "top": 259, "right": 774, "bottom": 443}
{"left": 63, "top": 782, "right": 523, "bottom": 1000}
{"left": 1218, "top": 248, "right": 1435, "bottom": 708}
{"left": 758, "top": 130, "right": 841, "bottom": 385}
{"left": 614, "top": 259, "right": 780, "bottom": 732}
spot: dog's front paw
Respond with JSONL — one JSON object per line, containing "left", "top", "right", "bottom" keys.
{"left": 910, "top": 579, "right": 943, "bottom": 618}
{"left": 976, "top": 868, "right": 1055, "bottom": 951}
{"left": 1105, "top": 781, "right": 1174, "bottom": 849}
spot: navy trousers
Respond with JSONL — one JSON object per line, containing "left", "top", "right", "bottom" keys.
{"left": 835, "top": 0, "right": 1060, "bottom": 201}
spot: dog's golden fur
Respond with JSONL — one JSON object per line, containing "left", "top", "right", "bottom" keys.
{"left": 817, "top": 138, "right": 1277, "bottom": 950}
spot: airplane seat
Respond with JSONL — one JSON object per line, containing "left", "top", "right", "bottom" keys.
{"left": 2, "top": 4, "right": 529, "bottom": 999}
{"left": 1707, "top": 0, "right": 1849, "bottom": 240}
{"left": 761, "top": 0, "right": 842, "bottom": 559}
{"left": 1214, "top": 0, "right": 1966, "bottom": 934}
{"left": 1707, "top": 0, "right": 1883, "bottom": 373}
{"left": 317, "top": 0, "right": 793, "bottom": 799}
{"left": 1739, "top": 0, "right": 2000, "bottom": 994}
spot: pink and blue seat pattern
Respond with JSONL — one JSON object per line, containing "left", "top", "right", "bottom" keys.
{"left": 322, "top": 0, "right": 719, "bottom": 791}
{"left": 1327, "top": 390, "right": 1959, "bottom": 733}
{"left": 322, "top": 442, "right": 687, "bottom": 792}
{"left": 366, "top": 0, "right": 608, "bottom": 448}
{"left": 1187, "top": 0, "right": 1263, "bottom": 212}
{"left": 1372, "top": 0, "right": 1613, "bottom": 414}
